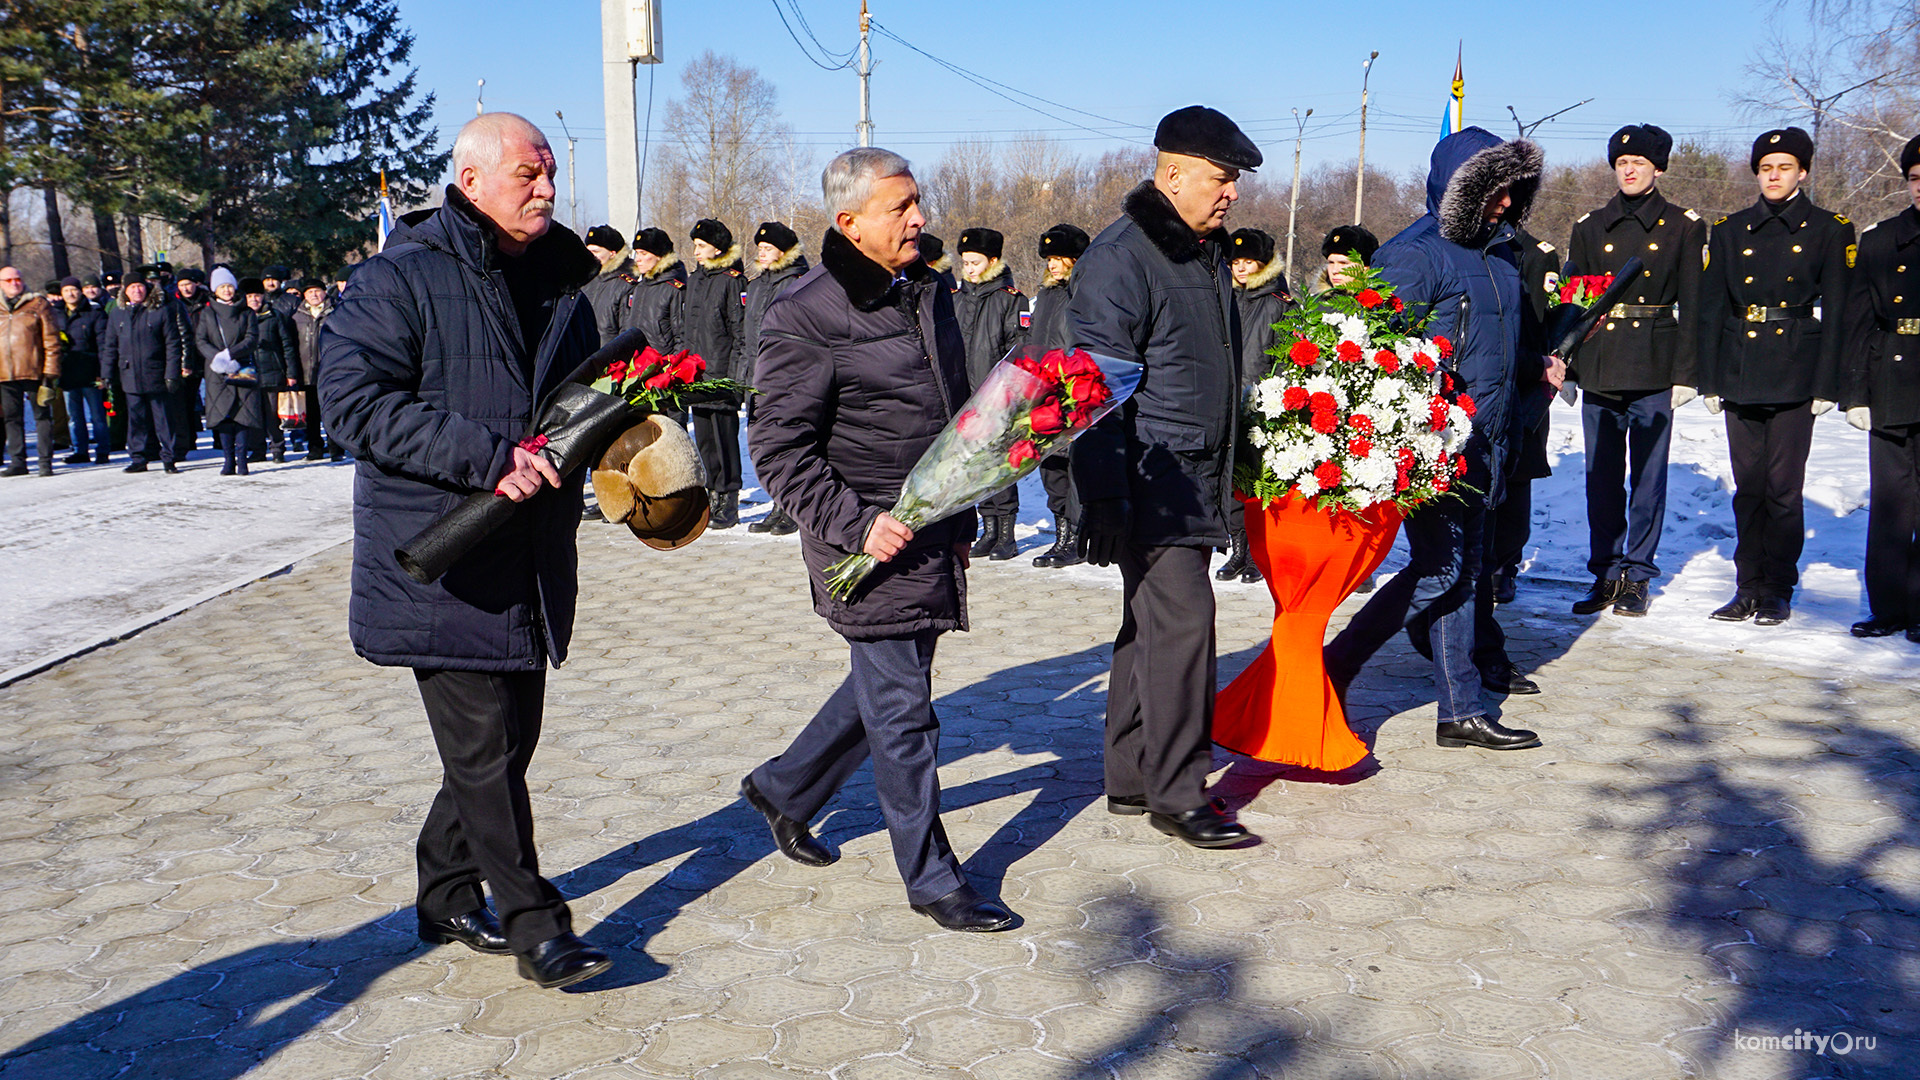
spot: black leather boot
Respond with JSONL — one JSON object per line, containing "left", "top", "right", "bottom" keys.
{"left": 969, "top": 514, "right": 998, "bottom": 559}
{"left": 988, "top": 514, "right": 1018, "bottom": 560}
{"left": 1572, "top": 575, "right": 1624, "bottom": 615}
{"left": 748, "top": 502, "right": 780, "bottom": 532}
{"left": 1035, "top": 520, "right": 1082, "bottom": 568}
{"left": 1215, "top": 529, "right": 1250, "bottom": 581}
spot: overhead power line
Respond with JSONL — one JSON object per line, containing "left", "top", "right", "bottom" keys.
{"left": 768, "top": 0, "right": 852, "bottom": 71}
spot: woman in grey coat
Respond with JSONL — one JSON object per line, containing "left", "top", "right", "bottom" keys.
{"left": 196, "top": 267, "right": 263, "bottom": 474}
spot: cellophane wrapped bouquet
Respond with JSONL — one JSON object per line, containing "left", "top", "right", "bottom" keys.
{"left": 823, "top": 344, "right": 1144, "bottom": 600}
{"left": 1235, "top": 264, "right": 1478, "bottom": 516}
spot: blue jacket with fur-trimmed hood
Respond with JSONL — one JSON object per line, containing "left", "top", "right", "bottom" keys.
{"left": 1376, "top": 127, "right": 1547, "bottom": 505}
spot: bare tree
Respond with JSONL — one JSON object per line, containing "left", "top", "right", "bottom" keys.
{"left": 646, "top": 51, "right": 792, "bottom": 251}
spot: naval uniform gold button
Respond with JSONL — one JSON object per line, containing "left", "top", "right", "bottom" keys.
{"left": 1743, "top": 248, "right": 1754, "bottom": 256}
{"left": 1748, "top": 330, "right": 1759, "bottom": 337}
{"left": 1606, "top": 322, "right": 1616, "bottom": 331}
{"left": 1899, "top": 296, "right": 1907, "bottom": 303}
{"left": 1899, "top": 265, "right": 1908, "bottom": 272}
{"left": 1604, "top": 243, "right": 1614, "bottom": 252}
{"left": 1745, "top": 276, "right": 1754, "bottom": 283}
{"left": 1649, "top": 242, "right": 1659, "bottom": 251}
{"left": 1787, "top": 276, "right": 1794, "bottom": 282}
{"left": 1793, "top": 245, "right": 1802, "bottom": 252}
{"left": 1777, "top": 327, "right": 1785, "bottom": 334}
{"left": 1658, "top": 219, "right": 1666, "bottom": 225}
{"left": 1633, "top": 320, "right": 1642, "bottom": 328}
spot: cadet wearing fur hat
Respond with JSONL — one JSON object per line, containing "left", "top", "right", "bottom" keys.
{"left": 679, "top": 218, "right": 746, "bottom": 528}
{"left": 580, "top": 224, "right": 634, "bottom": 345}
{"left": 1840, "top": 134, "right": 1920, "bottom": 642}
{"left": 1029, "top": 223, "right": 1091, "bottom": 568}
{"left": 744, "top": 221, "right": 809, "bottom": 537}
{"left": 1698, "top": 126, "right": 1854, "bottom": 626}
{"left": 1312, "top": 224, "right": 1380, "bottom": 295}
{"left": 1220, "top": 227, "right": 1292, "bottom": 583}
{"left": 617, "top": 226, "right": 684, "bottom": 359}
{"left": 917, "top": 232, "right": 956, "bottom": 293}
{"left": 954, "top": 226, "right": 1028, "bottom": 560}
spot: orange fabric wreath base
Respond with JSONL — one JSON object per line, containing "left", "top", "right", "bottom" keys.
{"left": 1214, "top": 493, "right": 1405, "bottom": 770}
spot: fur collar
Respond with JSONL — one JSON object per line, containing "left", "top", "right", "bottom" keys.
{"left": 1123, "top": 181, "right": 1225, "bottom": 263}
{"left": 759, "top": 244, "right": 804, "bottom": 275}
{"left": 821, "top": 227, "right": 931, "bottom": 311}
{"left": 1, "top": 291, "right": 44, "bottom": 312}
{"left": 926, "top": 253, "right": 952, "bottom": 274}
{"left": 698, "top": 244, "right": 743, "bottom": 272}
{"left": 641, "top": 250, "right": 681, "bottom": 280}
{"left": 961, "top": 257, "right": 1009, "bottom": 287}
{"left": 597, "top": 249, "right": 631, "bottom": 276}
{"left": 1437, "top": 139, "right": 1544, "bottom": 247}
{"left": 1240, "top": 257, "right": 1287, "bottom": 295}
{"left": 395, "top": 186, "right": 599, "bottom": 292}
{"left": 1042, "top": 265, "right": 1073, "bottom": 288}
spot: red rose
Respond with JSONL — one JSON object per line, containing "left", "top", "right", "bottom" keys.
{"left": 1281, "top": 386, "right": 1309, "bottom": 411}
{"left": 635, "top": 346, "right": 664, "bottom": 369}
{"left": 1336, "top": 340, "right": 1363, "bottom": 363}
{"left": 956, "top": 409, "right": 988, "bottom": 441}
{"left": 1456, "top": 392, "right": 1477, "bottom": 419}
{"left": 1432, "top": 335, "right": 1453, "bottom": 360}
{"left": 1070, "top": 376, "right": 1111, "bottom": 408}
{"left": 644, "top": 370, "right": 674, "bottom": 390}
{"left": 1412, "top": 351, "right": 1436, "bottom": 372}
{"left": 606, "top": 359, "right": 629, "bottom": 381}
{"left": 1308, "top": 391, "right": 1337, "bottom": 413}
{"left": 669, "top": 356, "right": 702, "bottom": 383}
{"left": 1347, "top": 437, "right": 1373, "bottom": 458}
{"left": 1314, "top": 461, "right": 1343, "bottom": 488}
{"left": 1373, "top": 349, "right": 1400, "bottom": 373}
{"left": 1311, "top": 409, "right": 1339, "bottom": 434}
{"left": 1288, "top": 339, "right": 1320, "bottom": 366}
{"left": 1029, "top": 399, "right": 1066, "bottom": 436}
{"left": 1350, "top": 414, "right": 1375, "bottom": 435}
{"left": 1007, "top": 439, "right": 1040, "bottom": 469}
{"left": 1067, "top": 405, "right": 1094, "bottom": 429}
{"left": 1391, "top": 296, "right": 1405, "bottom": 313}
{"left": 1356, "top": 289, "right": 1384, "bottom": 309}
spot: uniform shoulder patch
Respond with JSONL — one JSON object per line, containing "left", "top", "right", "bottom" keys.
{"left": 1536, "top": 240, "right": 1555, "bottom": 254}
{"left": 1684, "top": 209, "right": 1702, "bottom": 221}
{"left": 1847, "top": 243, "right": 1858, "bottom": 269}
{"left": 672, "top": 280, "right": 684, "bottom": 289}
{"left": 1836, "top": 213, "right": 1852, "bottom": 224}
{"left": 1714, "top": 215, "right": 1729, "bottom": 226}
{"left": 1575, "top": 212, "right": 1591, "bottom": 223}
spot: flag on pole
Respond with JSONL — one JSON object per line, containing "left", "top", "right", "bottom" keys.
{"left": 1439, "top": 45, "right": 1464, "bottom": 139}
{"left": 373, "top": 171, "right": 395, "bottom": 250}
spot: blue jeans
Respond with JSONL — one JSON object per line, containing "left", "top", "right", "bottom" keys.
{"left": 65, "top": 386, "right": 109, "bottom": 456}
{"left": 1325, "top": 493, "right": 1487, "bottom": 722}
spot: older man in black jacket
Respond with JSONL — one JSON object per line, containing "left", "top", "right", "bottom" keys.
{"left": 319, "top": 112, "right": 610, "bottom": 990}
{"left": 1069, "top": 106, "right": 1260, "bottom": 848}
{"left": 743, "top": 146, "right": 1016, "bottom": 933}
{"left": 100, "top": 270, "right": 185, "bottom": 473}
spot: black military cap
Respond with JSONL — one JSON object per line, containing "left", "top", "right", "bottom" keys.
{"left": 1609, "top": 124, "right": 1672, "bottom": 171}
{"left": 1901, "top": 135, "right": 1920, "bottom": 177}
{"left": 335, "top": 265, "right": 355, "bottom": 282}
{"left": 753, "top": 221, "right": 799, "bottom": 251}
{"left": 584, "top": 224, "right": 624, "bottom": 251}
{"left": 958, "top": 228, "right": 1004, "bottom": 259}
{"left": 133, "top": 263, "right": 160, "bottom": 276}
{"left": 690, "top": 218, "right": 733, "bottom": 252}
{"left": 100, "top": 272, "right": 120, "bottom": 286}
{"left": 240, "top": 277, "right": 267, "bottom": 295}
{"left": 1154, "top": 105, "right": 1262, "bottom": 172}
{"left": 1751, "top": 127, "right": 1814, "bottom": 172}
{"left": 1038, "top": 224, "right": 1090, "bottom": 260}
{"left": 177, "top": 267, "right": 207, "bottom": 284}
{"left": 633, "top": 227, "right": 674, "bottom": 257}
{"left": 1322, "top": 224, "right": 1379, "bottom": 265}
{"left": 42, "top": 280, "right": 62, "bottom": 295}
{"left": 1229, "top": 228, "right": 1275, "bottom": 265}
{"left": 81, "top": 274, "right": 101, "bottom": 288}
{"left": 153, "top": 261, "right": 174, "bottom": 275}
{"left": 262, "top": 264, "right": 291, "bottom": 281}
{"left": 916, "top": 232, "right": 946, "bottom": 263}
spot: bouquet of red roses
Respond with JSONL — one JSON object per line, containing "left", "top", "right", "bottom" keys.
{"left": 1556, "top": 273, "right": 1614, "bottom": 307}
{"left": 592, "top": 346, "right": 753, "bottom": 414}
{"left": 822, "top": 344, "right": 1144, "bottom": 601}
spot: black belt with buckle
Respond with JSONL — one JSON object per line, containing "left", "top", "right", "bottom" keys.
{"left": 1608, "top": 304, "right": 1669, "bottom": 319}
{"left": 1744, "top": 303, "right": 1815, "bottom": 323}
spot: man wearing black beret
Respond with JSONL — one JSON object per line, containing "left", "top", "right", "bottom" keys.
{"left": 1069, "top": 105, "right": 1260, "bottom": 848}
{"left": 1564, "top": 124, "right": 1708, "bottom": 618}
{"left": 1028, "top": 223, "right": 1090, "bottom": 567}
{"left": 1699, "top": 126, "right": 1853, "bottom": 626}
{"left": 1840, "top": 134, "right": 1920, "bottom": 642}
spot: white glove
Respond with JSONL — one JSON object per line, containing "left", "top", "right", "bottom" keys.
{"left": 1811, "top": 398, "right": 1836, "bottom": 417}
{"left": 1848, "top": 406, "right": 1873, "bottom": 431}
{"left": 1703, "top": 395, "right": 1722, "bottom": 415}
{"left": 209, "top": 349, "right": 238, "bottom": 376}
{"left": 1671, "top": 385, "right": 1698, "bottom": 410}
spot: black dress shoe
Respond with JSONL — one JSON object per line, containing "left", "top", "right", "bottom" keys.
{"left": 1572, "top": 576, "right": 1623, "bottom": 615}
{"left": 1107, "top": 794, "right": 1228, "bottom": 817}
{"left": 1851, "top": 617, "right": 1906, "bottom": 638}
{"left": 64, "top": 452, "right": 91, "bottom": 466}
{"left": 1, "top": 465, "right": 26, "bottom": 477}
{"left": 516, "top": 932, "right": 611, "bottom": 989}
{"left": 1436, "top": 715, "right": 1542, "bottom": 750}
{"left": 740, "top": 775, "right": 836, "bottom": 867}
{"left": 419, "top": 907, "right": 511, "bottom": 954}
{"left": 1480, "top": 663, "right": 1540, "bottom": 696}
{"left": 123, "top": 460, "right": 148, "bottom": 473}
{"left": 1148, "top": 804, "right": 1253, "bottom": 848}
{"left": 1492, "top": 570, "right": 1517, "bottom": 605}
{"left": 1612, "top": 579, "right": 1651, "bottom": 617}
{"left": 162, "top": 462, "right": 180, "bottom": 474}
{"left": 910, "top": 884, "right": 1019, "bottom": 932}
{"left": 1710, "top": 594, "right": 1760, "bottom": 622}
{"left": 1754, "top": 596, "right": 1791, "bottom": 626}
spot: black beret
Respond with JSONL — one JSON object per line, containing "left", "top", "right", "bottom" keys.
{"left": 691, "top": 218, "right": 733, "bottom": 252}
{"left": 916, "top": 232, "right": 946, "bottom": 262}
{"left": 753, "top": 221, "right": 800, "bottom": 251}
{"left": 177, "top": 267, "right": 206, "bottom": 284}
{"left": 261, "top": 265, "right": 291, "bottom": 281}
{"left": 1038, "top": 224, "right": 1090, "bottom": 260}
{"left": 1229, "top": 228, "right": 1275, "bottom": 265}
{"left": 1154, "top": 105, "right": 1263, "bottom": 172}
{"left": 633, "top": 227, "right": 674, "bottom": 257}
{"left": 958, "top": 227, "right": 1004, "bottom": 258}
{"left": 1752, "top": 127, "right": 1814, "bottom": 172}
{"left": 239, "top": 277, "right": 267, "bottom": 295}
{"left": 1608, "top": 124, "right": 1672, "bottom": 172}
{"left": 81, "top": 274, "right": 101, "bottom": 288}
{"left": 120, "top": 270, "right": 148, "bottom": 286}
{"left": 1901, "top": 135, "right": 1920, "bottom": 177}
{"left": 1322, "top": 224, "right": 1379, "bottom": 265}
{"left": 584, "top": 224, "right": 624, "bottom": 250}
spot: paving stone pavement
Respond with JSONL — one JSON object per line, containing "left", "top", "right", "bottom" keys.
{"left": 1, "top": 518, "right": 1915, "bottom": 1080}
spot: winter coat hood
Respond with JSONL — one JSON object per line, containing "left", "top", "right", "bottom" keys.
{"left": 1427, "top": 128, "right": 1544, "bottom": 246}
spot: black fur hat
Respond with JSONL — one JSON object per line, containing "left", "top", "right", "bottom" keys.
{"left": 584, "top": 224, "right": 624, "bottom": 251}
{"left": 1608, "top": 125, "right": 1672, "bottom": 171}
{"left": 176, "top": 267, "right": 207, "bottom": 285}
{"left": 1154, "top": 105, "right": 1263, "bottom": 172}
{"left": 1751, "top": 127, "right": 1814, "bottom": 172}
{"left": 916, "top": 232, "right": 946, "bottom": 263}
{"left": 261, "top": 265, "right": 291, "bottom": 281}
{"left": 1321, "top": 224, "right": 1379, "bottom": 265}
{"left": 240, "top": 277, "right": 267, "bottom": 295}
{"left": 958, "top": 227, "right": 1004, "bottom": 259}
{"left": 1900, "top": 135, "right": 1920, "bottom": 177}
{"left": 691, "top": 218, "right": 733, "bottom": 252}
{"left": 754, "top": 221, "right": 800, "bottom": 251}
{"left": 101, "top": 272, "right": 120, "bottom": 286}
{"left": 633, "top": 227, "right": 674, "bottom": 257}
{"left": 1229, "top": 228, "right": 1275, "bottom": 265}
{"left": 1038, "top": 224, "right": 1090, "bottom": 260}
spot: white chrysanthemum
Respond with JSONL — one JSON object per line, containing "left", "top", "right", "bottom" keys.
{"left": 1307, "top": 433, "right": 1335, "bottom": 460}
{"left": 1369, "top": 380, "right": 1401, "bottom": 408}
{"left": 1253, "top": 377, "right": 1289, "bottom": 417}
{"left": 1320, "top": 312, "right": 1346, "bottom": 328}
{"left": 1296, "top": 472, "right": 1322, "bottom": 497}
{"left": 1350, "top": 455, "right": 1395, "bottom": 492}
{"left": 1413, "top": 430, "right": 1444, "bottom": 461}
{"left": 1335, "top": 315, "right": 1368, "bottom": 346}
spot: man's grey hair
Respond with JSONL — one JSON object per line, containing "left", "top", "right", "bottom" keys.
{"left": 452, "top": 112, "right": 548, "bottom": 177}
{"left": 821, "top": 147, "right": 912, "bottom": 224}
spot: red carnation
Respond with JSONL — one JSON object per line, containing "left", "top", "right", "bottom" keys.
{"left": 1288, "top": 339, "right": 1320, "bottom": 366}
{"left": 1456, "top": 392, "right": 1477, "bottom": 419}
{"left": 1391, "top": 296, "right": 1405, "bottom": 313}
{"left": 1434, "top": 474, "right": 1451, "bottom": 493}
{"left": 1412, "top": 351, "right": 1436, "bottom": 372}
{"left": 1396, "top": 446, "right": 1416, "bottom": 468}
{"left": 1308, "top": 391, "right": 1337, "bottom": 413}
{"left": 1336, "top": 340, "right": 1364, "bottom": 363}
{"left": 1373, "top": 348, "right": 1400, "bottom": 373}
{"left": 1432, "top": 335, "right": 1454, "bottom": 359}
{"left": 1356, "top": 289, "right": 1384, "bottom": 309}
{"left": 1029, "top": 399, "right": 1066, "bottom": 436}
{"left": 1350, "top": 414, "right": 1375, "bottom": 435}
{"left": 1007, "top": 439, "right": 1040, "bottom": 469}
{"left": 1282, "top": 386, "right": 1309, "bottom": 411}
{"left": 1347, "top": 437, "right": 1373, "bottom": 458}
{"left": 1429, "top": 398, "right": 1450, "bottom": 431}
{"left": 1314, "top": 461, "right": 1343, "bottom": 488}
{"left": 1455, "top": 454, "right": 1469, "bottom": 476}
{"left": 1395, "top": 471, "right": 1412, "bottom": 492}
{"left": 1440, "top": 373, "right": 1455, "bottom": 394}
{"left": 1311, "top": 409, "right": 1339, "bottom": 434}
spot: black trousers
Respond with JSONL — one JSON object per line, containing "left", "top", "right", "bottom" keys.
{"left": 1582, "top": 388, "right": 1672, "bottom": 582}
{"left": 1867, "top": 424, "right": 1920, "bottom": 625}
{"left": 124, "top": 390, "right": 181, "bottom": 465}
{"left": 1039, "top": 451, "right": 1076, "bottom": 524}
{"left": 175, "top": 373, "right": 202, "bottom": 458}
{"left": 981, "top": 482, "right": 1018, "bottom": 516}
{"left": 414, "top": 668, "right": 571, "bottom": 953}
{"left": 302, "top": 386, "right": 329, "bottom": 454}
{"left": 750, "top": 631, "right": 964, "bottom": 904}
{"left": 1724, "top": 401, "right": 1815, "bottom": 598}
{"left": 691, "top": 406, "right": 741, "bottom": 493}
{"left": 1106, "top": 544, "right": 1217, "bottom": 813}
{"left": 0, "top": 380, "right": 53, "bottom": 469}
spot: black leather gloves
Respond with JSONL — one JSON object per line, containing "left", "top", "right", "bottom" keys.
{"left": 1079, "top": 498, "right": 1132, "bottom": 567}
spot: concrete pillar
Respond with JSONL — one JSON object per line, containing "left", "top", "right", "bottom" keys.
{"left": 601, "top": 0, "right": 637, "bottom": 237}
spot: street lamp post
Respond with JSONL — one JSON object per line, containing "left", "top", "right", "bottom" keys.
{"left": 1354, "top": 50, "right": 1378, "bottom": 225}
{"left": 1286, "top": 107, "right": 1312, "bottom": 281}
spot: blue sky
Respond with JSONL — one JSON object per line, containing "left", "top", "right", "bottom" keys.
{"left": 395, "top": 0, "right": 1795, "bottom": 222}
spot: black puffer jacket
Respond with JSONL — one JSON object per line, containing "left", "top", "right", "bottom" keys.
{"left": 101, "top": 293, "right": 184, "bottom": 394}
{"left": 1234, "top": 259, "right": 1293, "bottom": 386}
{"left": 582, "top": 258, "right": 633, "bottom": 344}
{"left": 618, "top": 253, "right": 684, "bottom": 354}
{"left": 56, "top": 299, "right": 107, "bottom": 389}
{"left": 952, "top": 260, "right": 1025, "bottom": 387}
{"left": 1026, "top": 270, "right": 1074, "bottom": 353}
{"left": 318, "top": 187, "right": 601, "bottom": 672}
{"left": 1068, "top": 182, "right": 1242, "bottom": 548}
{"left": 678, "top": 245, "right": 746, "bottom": 410}
{"left": 741, "top": 245, "right": 809, "bottom": 387}
{"left": 748, "top": 228, "right": 974, "bottom": 640}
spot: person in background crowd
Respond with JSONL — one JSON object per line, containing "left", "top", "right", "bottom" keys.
{"left": 1842, "top": 133, "right": 1920, "bottom": 645}
{"left": 580, "top": 224, "right": 633, "bottom": 345}
{"left": 0, "top": 266, "right": 63, "bottom": 476}
{"left": 171, "top": 266, "right": 209, "bottom": 459}
{"left": 292, "top": 280, "right": 339, "bottom": 460}
{"left": 954, "top": 226, "right": 1028, "bottom": 561}
{"left": 101, "top": 269, "right": 185, "bottom": 474}
{"left": 1222, "top": 226, "right": 1293, "bottom": 584}
{"left": 329, "top": 266, "right": 352, "bottom": 307}
{"left": 40, "top": 282, "right": 73, "bottom": 455}
{"left": 56, "top": 277, "right": 110, "bottom": 465}
{"left": 619, "top": 227, "right": 683, "bottom": 359}
{"left": 680, "top": 218, "right": 747, "bottom": 529}
{"left": 1029, "top": 223, "right": 1091, "bottom": 568}
{"left": 743, "top": 220, "right": 809, "bottom": 537}
{"left": 1698, "top": 127, "right": 1854, "bottom": 627}
{"left": 260, "top": 266, "right": 300, "bottom": 320}
{"left": 917, "top": 232, "right": 957, "bottom": 293}
{"left": 1310, "top": 224, "right": 1380, "bottom": 296}
{"left": 86, "top": 273, "right": 111, "bottom": 311}
{"left": 244, "top": 277, "right": 296, "bottom": 463}
{"left": 198, "top": 267, "right": 262, "bottom": 476}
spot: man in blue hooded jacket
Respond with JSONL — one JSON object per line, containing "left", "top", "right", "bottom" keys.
{"left": 1324, "top": 127, "right": 1563, "bottom": 751}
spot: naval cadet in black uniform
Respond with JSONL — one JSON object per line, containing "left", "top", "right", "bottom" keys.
{"left": 1842, "top": 134, "right": 1920, "bottom": 643}
{"left": 1221, "top": 226, "right": 1293, "bottom": 584}
{"left": 1698, "top": 127, "right": 1853, "bottom": 626}
{"left": 1565, "top": 124, "right": 1707, "bottom": 618}
{"left": 1029, "top": 223, "right": 1092, "bottom": 568}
